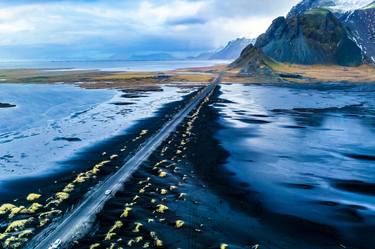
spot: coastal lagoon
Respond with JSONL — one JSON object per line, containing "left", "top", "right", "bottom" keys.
{"left": 0, "top": 83, "right": 195, "bottom": 192}
{"left": 212, "top": 83, "right": 375, "bottom": 248}
{"left": 0, "top": 60, "right": 229, "bottom": 72}
{"left": 1, "top": 80, "right": 375, "bottom": 249}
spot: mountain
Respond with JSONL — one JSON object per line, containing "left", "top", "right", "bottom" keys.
{"left": 210, "top": 38, "right": 256, "bottom": 60}
{"left": 127, "top": 53, "right": 177, "bottom": 61}
{"left": 254, "top": 8, "right": 363, "bottom": 66}
{"left": 288, "top": 0, "right": 375, "bottom": 62}
{"left": 288, "top": 0, "right": 373, "bottom": 16}
{"left": 339, "top": 2, "right": 375, "bottom": 62}
{"left": 229, "top": 44, "right": 274, "bottom": 74}
{"left": 194, "top": 38, "right": 255, "bottom": 60}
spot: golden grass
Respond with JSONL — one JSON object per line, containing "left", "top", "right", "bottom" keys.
{"left": 0, "top": 204, "right": 16, "bottom": 215}
{"left": 175, "top": 220, "right": 184, "bottom": 228}
{"left": 271, "top": 63, "right": 375, "bottom": 83}
{"left": 168, "top": 74, "right": 214, "bottom": 83}
{"left": 26, "top": 193, "right": 41, "bottom": 202}
{"left": 0, "top": 69, "right": 214, "bottom": 89}
{"left": 156, "top": 204, "right": 168, "bottom": 213}
{"left": 93, "top": 72, "right": 157, "bottom": 81}
{"left": 5, "top": 218, "right": 34, "bottom": 233}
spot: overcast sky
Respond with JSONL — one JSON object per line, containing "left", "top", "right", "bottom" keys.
{"left": 0, "top": 0, "right": 300, "bottom": 59}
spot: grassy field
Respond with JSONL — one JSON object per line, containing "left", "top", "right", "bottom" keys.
{"left": 271, "top": 63, "right": 375, "bottom": 83}
{"left": 0, "top": 62, "right": 374, "bottom": 88}
{"left": 0, "top": 69, "right": 215, "bottom": 89}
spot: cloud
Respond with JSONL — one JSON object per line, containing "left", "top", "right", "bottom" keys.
{"left": 207, "top": 0, "right": 301, "bottom": 17}
{"left": 0, "top": 0, "right": 301, "bottom": 59}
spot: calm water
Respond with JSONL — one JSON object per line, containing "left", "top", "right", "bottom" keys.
{"left": 214, "top": 83, "right": 375, "bottom": 247}
{"left": 0, "top": 60, "right": 229, "bottom": 71}
{"left": 0, "top": 84, "right": 194, "bottom": 180}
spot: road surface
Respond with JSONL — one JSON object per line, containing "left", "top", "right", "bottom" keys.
{"left": 25, "top": 74, "right": 221, "bottom": 249}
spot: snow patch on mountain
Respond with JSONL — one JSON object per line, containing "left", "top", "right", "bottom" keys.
{"left": 330, "top": 0, "right": 373, "bottom": 12}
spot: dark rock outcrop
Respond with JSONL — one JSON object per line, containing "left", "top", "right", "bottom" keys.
{"left": 340, "top": 3, "right": 375, "bottom": 63}
{"left": 287, "top": 0, "right": 375, "bottom": 63}
{"left": 255, "top": 9, "right": 363, "bottom": 66}
{"left": 229, "top": 44, "right": 273, "bottom": 74}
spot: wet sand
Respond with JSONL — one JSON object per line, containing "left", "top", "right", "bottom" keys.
{"left": 0, "top": 88, "right": 201, "bottom": 248}
{"left": 67, "top": 87, "right": 355, "bottom": 249}
{"left": 1, "top": 65, "right": 374, "bottom": 248}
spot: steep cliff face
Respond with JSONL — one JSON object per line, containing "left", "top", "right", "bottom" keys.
{"left": 340, "top": 3, "right": 375, "bottom": 62}
{"left": 288, "top": 0, "right": 374, "bottom": 63}
{"left": 255, "top": 9, "right": 363, "bottom": 66}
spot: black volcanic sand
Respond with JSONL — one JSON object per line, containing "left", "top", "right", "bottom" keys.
{"left": 0, "top": 87, "right": 201, "bottom": 249}
{"left": 0, "top": 103, "right": 16, "bottom": 108}
{"left": 69, "top": 87, "right": 352, "bottom": 249}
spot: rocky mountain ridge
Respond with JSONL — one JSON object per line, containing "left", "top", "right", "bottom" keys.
{"left": 288, "top": 0, "right": 375, "bottom": 62}
{"left": 256, "top": 9, "right": 362, "bottom": 66}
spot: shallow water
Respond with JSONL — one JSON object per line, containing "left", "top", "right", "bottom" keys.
{"left": 0, "top": 60, "right": 229, "bottom": 71}
{"left": 0, "top": 84, "right": 194, "bottom": 181}
{"left": 214, "top": 83, "right": 375, "bottom": 247}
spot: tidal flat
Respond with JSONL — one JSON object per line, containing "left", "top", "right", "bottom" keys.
{"left": 0, "top": 65, "right": 374, "bottom": 249}
{"left": 0, "top": 82, "right": 201, "bottom": 248}
{"left": 69, "top": 82, "right": 375, "bottom": 249}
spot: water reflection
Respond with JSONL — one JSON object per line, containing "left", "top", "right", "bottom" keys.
{"left": 214, "top": 83, "right": 375, "bottom": 247}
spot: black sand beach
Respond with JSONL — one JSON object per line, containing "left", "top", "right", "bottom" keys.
{"left": 1, "top": 82, "right": 375, "bottom": 249}
{"left": 68, "top": 86, "right": 361, "bottom": 249}
{"left": 0, "top": 86, "right": 201, "bottom": 248}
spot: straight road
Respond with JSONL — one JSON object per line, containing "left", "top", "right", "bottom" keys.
{"left": 25, "top": 74, "right": 221, "bottom": 249}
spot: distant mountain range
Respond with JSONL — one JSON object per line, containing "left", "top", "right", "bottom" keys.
{"left": 126, "top": 53, "right": 177, "bottom": 61}
{"left": 112, "top": 37, "right": 255, "bottom": 61}
{"left": 192, "top": 38, "right": 256, "bottom": 60}
{"left": 233, "top": 0, "right": 374, "bottom": 72}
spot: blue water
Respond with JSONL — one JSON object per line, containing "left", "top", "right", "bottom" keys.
{"left": 0, "top": 60, "right": 229, "bottom": 71}
{"left": 0, "top": 84, "right": 114, "bottom": 133}
{"left": 0, "top": 83, "right": 194, "bottom": 180}
{"left": 214, "top": 83, "right": 375, "bottom": 247}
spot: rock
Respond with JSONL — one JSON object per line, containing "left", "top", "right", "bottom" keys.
{"left": 255, "top": 9, "right": 363, "bottom": 66}
{"left": 288, "top": 0, "right": 375, "bottom": 63}
{"left": 340, "top": 4, "right": 375, "bottom": 63}
{"left": 229, "top": 44, "right": 274, "bottom": 74}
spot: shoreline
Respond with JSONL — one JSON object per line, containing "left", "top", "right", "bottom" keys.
{"left": 0, "top": 62, "right": 373, "bottom": 91}
{"left": 0, "top": 86, "right": 200, "bottom": 201}
{"left": 1, "top": 63, "right": 374, "bottom": 248}
{"left": 0, "top": 88, "right": 204, "bottom": 249}
{"left": 68, "top": 85, "right": 362, "bottom": 249}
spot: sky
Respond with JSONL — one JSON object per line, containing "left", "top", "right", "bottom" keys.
{"left": 0, "top": 0, "right": 301, "bottom": 60}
